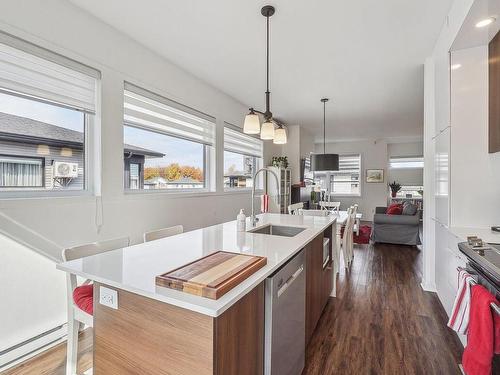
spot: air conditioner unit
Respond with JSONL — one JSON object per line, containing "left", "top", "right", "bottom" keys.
{"left": 53, "top": 162, "right": 78, "bottom": 178}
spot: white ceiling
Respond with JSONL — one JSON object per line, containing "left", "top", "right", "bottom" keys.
{"left": 69, "top": 0, "right": 453, "bottom": 142}
{"left": 451, "top": 0, "right": 500, "bottom": 51}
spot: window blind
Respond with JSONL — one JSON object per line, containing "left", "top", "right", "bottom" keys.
{"left": 389, "top": 156, "right": 424, "bottom": 169}
{"left": 224, "top": 125, "right": 263, "bottom": 158}
{"left": 124, "top": 83, "right": 216, "bottom": 146}
{"left": 334, "top": 155, "right": 361, "bottom": 175}
{"left": 0, "top": 32, "right": 100, "bottom": 114}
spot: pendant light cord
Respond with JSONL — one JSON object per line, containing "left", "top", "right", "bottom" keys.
{"left": 323, "top": 100, "right": 326, "bottom": 154}
{"left": 265, "top": 14, "right": 270, "bottom": 119}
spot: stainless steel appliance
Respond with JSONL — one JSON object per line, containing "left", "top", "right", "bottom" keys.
{"left": 264, "top": 249, "right": 305, "bottom": 375}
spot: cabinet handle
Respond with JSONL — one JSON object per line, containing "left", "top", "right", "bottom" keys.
{"left": 277, "top": 265, "right": 304, "bottom": 298}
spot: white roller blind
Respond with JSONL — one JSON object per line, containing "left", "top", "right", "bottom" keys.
{"left": 0, "top": 32, "right": 100, "bottom": 113}
{"left": 335, "top": 155, "right": 361, "bottom": 175}
{"left": 124, "top": 83, "right": 216, "bottom": 146}
{"left": 224, "top": 126, "right": 263, "bottom": 158}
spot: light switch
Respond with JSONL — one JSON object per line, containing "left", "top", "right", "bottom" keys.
{"left": 99, "top": 286, "right": 118, "bottom": 309}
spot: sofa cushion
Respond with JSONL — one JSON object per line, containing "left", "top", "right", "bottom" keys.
{"left": 387, "top": 203, "right": 403, "bottom": 215}
{"left": 402, "top": 202, "right": 418, "bottom": 216}
{"left": 73, "top": 284, "right": 93, "bottom": 315}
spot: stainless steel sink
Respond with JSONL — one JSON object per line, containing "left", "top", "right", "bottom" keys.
{"left": 248, "top": 224, "right": 306, "bottom": 237}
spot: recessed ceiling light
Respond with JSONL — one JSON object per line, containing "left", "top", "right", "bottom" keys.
{"left": 475, "top": 16, "right": 496, "bottom": 28}
{"left": 451, "top": 64, "right": 462, "bottom": 70}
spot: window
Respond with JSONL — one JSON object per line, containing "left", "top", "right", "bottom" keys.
{"left": 389, "top": 156, "right": 424, "bottom": 169}
{"left": 0, "top": 156, "right": 43, "bottom": 187}
{"left": 0, "top": 32, "right": 99, "bottom": 193}
{"left": 123, "top": 83, "right": 215, "bottom": 191}
{"left": 314, "top": 154, "right": 361, "bottom": 196}
{"left": 223, "top": 126, "right": 263, "bottom": 189}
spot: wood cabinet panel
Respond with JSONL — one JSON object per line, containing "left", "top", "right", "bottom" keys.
{"left": 93, "top": 283, "right": 214, "bottom": 375}
{"left": 489, "top": 30, "right": 500, "bottom": 153}
{"left": 94, "top": 282, "right": 265, "bottom": 375}
{"left": 214, "top": 283, "right": 264, "bottom": 375}
{"left": 305, "top": 233, "right": 325, "bottom": 345}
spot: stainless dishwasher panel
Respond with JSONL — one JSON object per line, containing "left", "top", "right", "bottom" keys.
{"left": 264, "top": 249, "right": 305, "bottom": 375}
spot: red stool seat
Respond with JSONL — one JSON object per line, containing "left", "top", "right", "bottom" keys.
{"left": 73, "top": 284, "right": 93, "bottom": 315}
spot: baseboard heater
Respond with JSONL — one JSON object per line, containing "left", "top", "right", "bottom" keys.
{"left": 0, "top": 324, "right": 67, "bottom": 372}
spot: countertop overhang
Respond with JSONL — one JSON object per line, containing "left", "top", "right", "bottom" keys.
{"left": 57, "top": 213, "right": 337, "bottom": 317}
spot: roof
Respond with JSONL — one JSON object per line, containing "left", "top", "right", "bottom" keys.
{"left": 0, "top": 112, "right": 164, "bottom": 158}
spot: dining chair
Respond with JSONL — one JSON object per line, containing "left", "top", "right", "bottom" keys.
{"left": 143, "top": 224, "right": 184, "bottom": 242}
{"left": 62, "top": 236, "right": 130, "bottom": 375}
{"left": 319, "top": 201, "right": 341, "bottom": 213}
{"left": 341, "top": 207, "right": 355, "bottom": 268}
{"left": 288, "top": 202, "right": 304, "bottom": 215}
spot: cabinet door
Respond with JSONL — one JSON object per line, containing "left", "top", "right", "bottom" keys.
{"left": 434, "top": 127, "right": 450, "bottom": 225}
{"left": 305, "top": 234, "right": 324, "bottom": 345}
{"left": 434, "top": 50, "right": 450, "bottom": 134}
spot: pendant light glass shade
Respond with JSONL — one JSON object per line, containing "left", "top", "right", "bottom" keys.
{"left": 260, "top": 120, "right": 275, "bottom": 140}
{"left": 243, "top": 112, "right": 261, "bottom": 134}
{"left": 273, "top": 126, "right": 287, "bottom": 144}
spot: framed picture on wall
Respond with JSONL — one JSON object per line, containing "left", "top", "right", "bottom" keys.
{"left": 366, "top": 169, "right": 384, "bottom": 183}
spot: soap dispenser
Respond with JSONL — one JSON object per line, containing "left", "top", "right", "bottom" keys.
{"left": 237, "top": 209, "right": 246, "bottom": 232}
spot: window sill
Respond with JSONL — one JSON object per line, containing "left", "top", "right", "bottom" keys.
{"left": 0, "top": 189, "right": 94, "bottom": 201}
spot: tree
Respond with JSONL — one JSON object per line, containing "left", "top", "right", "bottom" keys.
{"left": 144, "top": 166, "right": 160, "bottom": 181}
{"left": 164, "top": 163, "right": 182, "bottom": 181}
{"left": 180, "top": 165, "right": 203, "bottom": 181}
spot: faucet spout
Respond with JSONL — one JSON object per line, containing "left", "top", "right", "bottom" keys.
{"left": 251, "top": 167, "right": 280, "bottom": 227}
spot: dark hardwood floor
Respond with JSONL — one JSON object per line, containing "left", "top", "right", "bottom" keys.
{"left": 304, "top": 243, "right": 463, "bottom": 375}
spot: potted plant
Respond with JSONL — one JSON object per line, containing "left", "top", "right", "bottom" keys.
{"left": 271, "top": 156, "right": 289, "bottom": 169}
{"left": 389, "top": 181, "right": 401, "bottom": 198}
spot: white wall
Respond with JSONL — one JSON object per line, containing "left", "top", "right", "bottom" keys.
{"left": 315, "top": 139, "right": 389, "bottom": 220}
{"left": 450, "top": 45, "right": 500, "bottom": 227}
{"left": 0, "top": 0, "right": 269, "bottom": 254}
{"left": 0, "top": 0, "right": 276, "bottom": 354}
{"left": 0, "top": 233, "right": 67, "bottom": 351}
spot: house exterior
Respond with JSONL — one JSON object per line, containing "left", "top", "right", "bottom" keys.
{"left": 0, "top": 112, "right": 163, "bottom": 190}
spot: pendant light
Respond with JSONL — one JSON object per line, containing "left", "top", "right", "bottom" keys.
{"left": 243, "top": 5, "right": 287, "bottom": 144}
{"left": 310, "top": 98, "right": 339, "bottom": 171}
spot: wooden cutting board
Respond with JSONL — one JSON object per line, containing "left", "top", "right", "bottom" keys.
{"left": 156, "top": 251, "right": 267, "bottom": 300}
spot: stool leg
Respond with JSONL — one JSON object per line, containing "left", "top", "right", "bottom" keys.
{"left": 66, "top": 312, "right": 79, "bottom": 375}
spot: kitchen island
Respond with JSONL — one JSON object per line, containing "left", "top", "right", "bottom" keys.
{"left": 57, "top": 213, "right": 337, "bottom": 375}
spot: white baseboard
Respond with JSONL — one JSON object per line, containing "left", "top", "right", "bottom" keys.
{"left": 420, "top": 280, "right": 437, "bottom": 292}
{"left": 0, "top": 324, "right": 67, "bottom": 372}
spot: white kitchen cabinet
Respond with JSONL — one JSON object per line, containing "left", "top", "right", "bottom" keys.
{"left": 434, "top": 50, "right": 450, "bottom": 135}
{"left": 434, "top": 127, "right": 450, "bottom": 226}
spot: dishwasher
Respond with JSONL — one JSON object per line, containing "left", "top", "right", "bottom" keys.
{"left": 264, "top": 249, "right": 305, "bottom": 375}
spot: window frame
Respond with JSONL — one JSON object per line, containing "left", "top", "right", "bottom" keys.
{"left": 222, "top": 124, "right": 263, "bottom": 192}
{"left": 314, "top": 154, "right": 362, "bottom": 198}
{"left": 0, "top": 93, "right": 95, "bottom": 199}
{"left": 0, "top": 154, "right": 45, "bottom": 188}
{"left": 123, "top": 125, "right": 214, "bottom": 194}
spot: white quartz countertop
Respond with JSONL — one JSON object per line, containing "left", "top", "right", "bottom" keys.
{"left": 449, "top": 226, "right": 500, "bottom": 244}
{"left": 57, "top": 213, "right": 336, "bottom": 317}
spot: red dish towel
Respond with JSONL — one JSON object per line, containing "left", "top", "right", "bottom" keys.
{"left": 462, "top": 285, "right": 500, "bottom": 375}
{"left": 447, "top": 269, "right": 475, "bottom": 334}
{"left": 260, "top": 194, "right": 269, "bottom": 213}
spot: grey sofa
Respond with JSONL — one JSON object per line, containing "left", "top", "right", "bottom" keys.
{"left": 371, "top": 207, "right": 421, "bottom": 245}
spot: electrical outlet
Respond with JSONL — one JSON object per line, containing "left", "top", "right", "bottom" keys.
{"left": 99, "top": 286, "right": 118, "bottom": 309}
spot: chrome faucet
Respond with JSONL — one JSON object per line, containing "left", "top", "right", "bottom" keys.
{"left": 251, "top": 167, "right": 280, "bottom": 227}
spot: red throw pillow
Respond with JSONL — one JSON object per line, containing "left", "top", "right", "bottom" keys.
{"left": 387, "top": 203, "right": 403, "bottom": 215}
